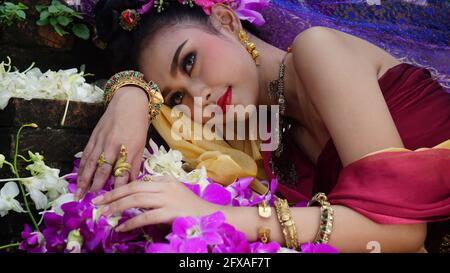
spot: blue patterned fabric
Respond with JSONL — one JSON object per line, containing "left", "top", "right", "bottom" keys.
{"left": 257, "top": 0, "right": 449, "bottom": 90}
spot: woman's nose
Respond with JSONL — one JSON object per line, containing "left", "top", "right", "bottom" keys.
{"left": 188, "top": 81, "right": 212, "bottom": 104}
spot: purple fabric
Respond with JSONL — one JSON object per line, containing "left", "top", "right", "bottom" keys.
{"left": 257, "top": 0, "right": 449, "bottom": 91}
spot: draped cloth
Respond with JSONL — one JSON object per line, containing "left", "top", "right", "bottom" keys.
{"left": 265, "top": 63, "right": 450, "bottom": 224}
{"left": 152, "top": 105, "right": 269, "bottom": 194}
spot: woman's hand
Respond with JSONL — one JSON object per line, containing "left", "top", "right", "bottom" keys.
{"left": 91, "top": 175, "right": 219, "bottom": 232}
{"left": 76, "top": 86, "right": 150, "bottom": 200}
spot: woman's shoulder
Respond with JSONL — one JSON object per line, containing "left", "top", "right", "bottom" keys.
{"left": 291, "top": 26, "right": 397, "bottom": 80}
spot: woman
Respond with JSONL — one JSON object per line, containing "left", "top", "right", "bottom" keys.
{"left": 75, "top": 0, "right": 450, "bottom": 252}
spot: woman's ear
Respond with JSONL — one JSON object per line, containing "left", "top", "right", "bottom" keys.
{"left": 210, "top": 3, "right": 242, "bottom": 34}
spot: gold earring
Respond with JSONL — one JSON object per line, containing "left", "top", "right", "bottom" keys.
{"left": 239, "top": 30, "right": 260, "bottom": 66}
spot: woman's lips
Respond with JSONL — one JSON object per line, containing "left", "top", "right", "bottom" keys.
{"left": 217, "top": 86, "right": 232, "bottom": 113}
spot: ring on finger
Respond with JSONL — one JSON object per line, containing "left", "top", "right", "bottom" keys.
{"left": 113, "top": 144, "right": 132, "bottom": 177}
{"left": 97, "top": 152, "right": 114, "bottom": 167}
{"left": 142, "top": 175, "right": 152, "bottom": 182}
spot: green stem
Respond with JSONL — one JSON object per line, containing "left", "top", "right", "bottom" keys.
{"left": 0, "top": 242, "right": 19, "bottom": 250}
{"left": 13, "top": 124, "right": 40, "bottom": 232}
{"left": 3, "top": 161, "right": 16, "bottom": 175}
{"left": 17, "top": 155, "right": 32, "bottom": 163}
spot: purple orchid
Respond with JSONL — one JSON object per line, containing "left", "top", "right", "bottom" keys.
{"left": 146, "top": 236, "right": 209, "bottom": 253}
{"left": 183, "top": 182, "right": 232, "bottom": 206}
{"left": 19, "top": 224, "right": 46, "bottom": 253}
{"left": 169, "top": 211, "right": 225, "bottom": 245}
{"left": 250, "top": 241, "right": 281, "bottom": 253}
{"left": 229, "top": 0, "right": 270, "bottom": 26}
{"left": 212, "top": 223, "right": 250, "bottom": 253}
{"left": 301, "top": 243, "right": 339, "bottom": 253}
{"left": 135, "top": 0, "right": 269, "bottom": 26}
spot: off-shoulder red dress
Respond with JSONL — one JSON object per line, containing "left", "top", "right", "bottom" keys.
{"left": 263, "top": 63, "right": 450, "bottom": 224}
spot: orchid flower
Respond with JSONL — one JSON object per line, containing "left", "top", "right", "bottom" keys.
{"left": 0, "top": 182, "right": 26, "bottom": 216}
{"left": 0, "top": 58, "right": 103, "bottom": 110}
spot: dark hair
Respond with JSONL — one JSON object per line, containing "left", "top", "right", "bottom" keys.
{"left": 94, "top": 0, "right": 260, "bottom": 73}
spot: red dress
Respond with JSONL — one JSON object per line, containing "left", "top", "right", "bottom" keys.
{"left": 263, "top": 63, "right": 450, "bottom": 224}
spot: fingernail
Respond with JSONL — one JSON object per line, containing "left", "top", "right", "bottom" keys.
{"left": 115, "top": 224, "right": 124, "bottom": 232}
{"left": 100, "top": 205, "right": 110, "bottom": 215}
{"left": 92, "top": 195, "right": 104, "bottom": 204}
{"left": 75, "top": 188, "right": 82, "bottom": 200}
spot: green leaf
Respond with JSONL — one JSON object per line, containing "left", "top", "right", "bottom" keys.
{"left": 54, "top": 24, "right": 68, "bottom": 36}
{"left": 72, "top": 23, "right": 90, "bottom": 40}
{"left": 48, "top": 5, "right": 59, "bottom": 13}
{"left": 49, "top": 17, "right": 57, "bottom": 26}
{"left": 71, "top": 12, "right": 83, "bottom": 20}
{"left": 4, "top": 2, "right": 15, "bottom": 8}
{"left": 59, "top": 4, "right": 74, "bottom": 14}
{"left": 39, "top": 10, "right": 49, "bottom": 20}
{"left": 36, "top": 18, "right": 49, "bottom": 26}
{"left": 35, "top": 5, "right": 45, "bottom": 13}
{"left": 17, "top": 3, "right": 28, "bottom": 10}
{"left": 57, "top": 15, "right": 70, "bottom": 26}
{"left": 16, "top": 10, "right": 26, "bottom": 20}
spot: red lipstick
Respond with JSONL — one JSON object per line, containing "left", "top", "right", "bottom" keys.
{"left": 217, "top": 86, "right": 232, "bottom": 113}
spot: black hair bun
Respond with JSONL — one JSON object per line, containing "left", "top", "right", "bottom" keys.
{"left": 94, "top": 0, "right": 142, "bottom": 43}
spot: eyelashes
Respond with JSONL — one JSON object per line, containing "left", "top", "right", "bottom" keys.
{"left": 182, "top": 52, "right": 196, "bottom": 76}
{"left": 168, "top": 52, "right": 196, "bottom": 106}
{"left": 169, "top": 91, "right": 184, "bottom": 107}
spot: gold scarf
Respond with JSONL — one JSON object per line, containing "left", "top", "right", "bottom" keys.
{"left": 152, "top": 105, "right": 268, "bottom": 194}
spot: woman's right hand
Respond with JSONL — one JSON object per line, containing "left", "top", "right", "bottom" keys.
{"left": 75, "top": 86, "right": 150, "bottom": 200}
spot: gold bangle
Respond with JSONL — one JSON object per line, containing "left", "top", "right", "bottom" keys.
{"left": 307, "top": 192, "right": 334, "bottom": 244}
{"left": 104, "top": 71, "right": 164, "bottom": 121}
{"left": 274, "top": 197, "right": 299, "bottom": 250}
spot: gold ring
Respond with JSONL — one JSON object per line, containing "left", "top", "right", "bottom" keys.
{"left": 142, "top": 175, "right": 152, "bottom": 182}
{"left": 97, "top": 152, "right": 113, "bottom": 167}
{"left": 113, "top": 144, "right": 132, "bottom": 177}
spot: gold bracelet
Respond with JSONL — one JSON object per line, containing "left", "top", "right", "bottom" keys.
{"left": 274, "top": 197, "right": 299, "bottom": 250}
{"left": 257, "top": 200, "right": 272, "bottom": 244}
{"left": 307, "top": 192, "right": 334, "bottom": 244}
{"left": 103, "top": 71, "right": 164, "bottom": 121}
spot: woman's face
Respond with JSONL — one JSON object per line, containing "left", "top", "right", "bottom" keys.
{"left": 138, "top": 24, "right": 260, "bottom": 124}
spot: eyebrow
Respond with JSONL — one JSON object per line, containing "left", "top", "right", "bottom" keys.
{"left": 170, "top": 39, "right": 189, "bottom": 77}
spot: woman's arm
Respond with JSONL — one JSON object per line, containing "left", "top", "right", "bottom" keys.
{"left": 94, "top": 176, "right": 427, "bottom": 253}
{"left": 221, "top": 205, "right": 427, "bottom": 253}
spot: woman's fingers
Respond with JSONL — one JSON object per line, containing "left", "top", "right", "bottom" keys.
{"left": 90, "top": 148, "right": 117, "bottom": 193}
{"left": 99, "top": 192, "right": 163, "bottom": 217}
{"left": 77, "top": 137, "right": 96, "bottom": 183}
{"left": 115, "top": 209, "right": 168, "bottom": 232}
{"left": 76, "top": 144, "right": 103, "bottom": 200}
{"left": 93, "top": 179, "right": 163, "bottom": 205}
{"left": 129, "top": 156, "right": 142, "bottom": 181}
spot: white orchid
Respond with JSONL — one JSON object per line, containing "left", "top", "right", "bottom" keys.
{"left": 144, "top": 139, "right": 187, "bottom": 178}
{"left": 0, "top": 57, "right": 103, "bottom": 110}
{"left": 0, "top": 182, "right": 26, "bottom": 217}
{"left": 66, "top": 229, "right": 83, "bottom": 253}
{"left": 48, "top": 193, "right": 75, "bottom": 216}
{"left": 181, "top": 167, "right": 210, "bottom": 190}
{"left": 21, "top": 153, "right": 69, "bottom": 209}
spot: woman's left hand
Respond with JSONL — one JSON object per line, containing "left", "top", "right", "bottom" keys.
{"left": 91, "top": 175, "right": 219, "bottom": 232}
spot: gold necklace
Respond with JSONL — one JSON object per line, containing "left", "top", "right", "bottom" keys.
{"left": 268, "top": 47, "right": 298, "bottom": 186}
{"left": 268, "top": 48, "right": 291, "bottom": 157}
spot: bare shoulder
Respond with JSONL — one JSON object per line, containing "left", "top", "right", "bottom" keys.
{"left": 291, "top": 26, "right": 399, "bottom": 79}
{"left": 289, "top": 26, "right": 404, "bottom": 166}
